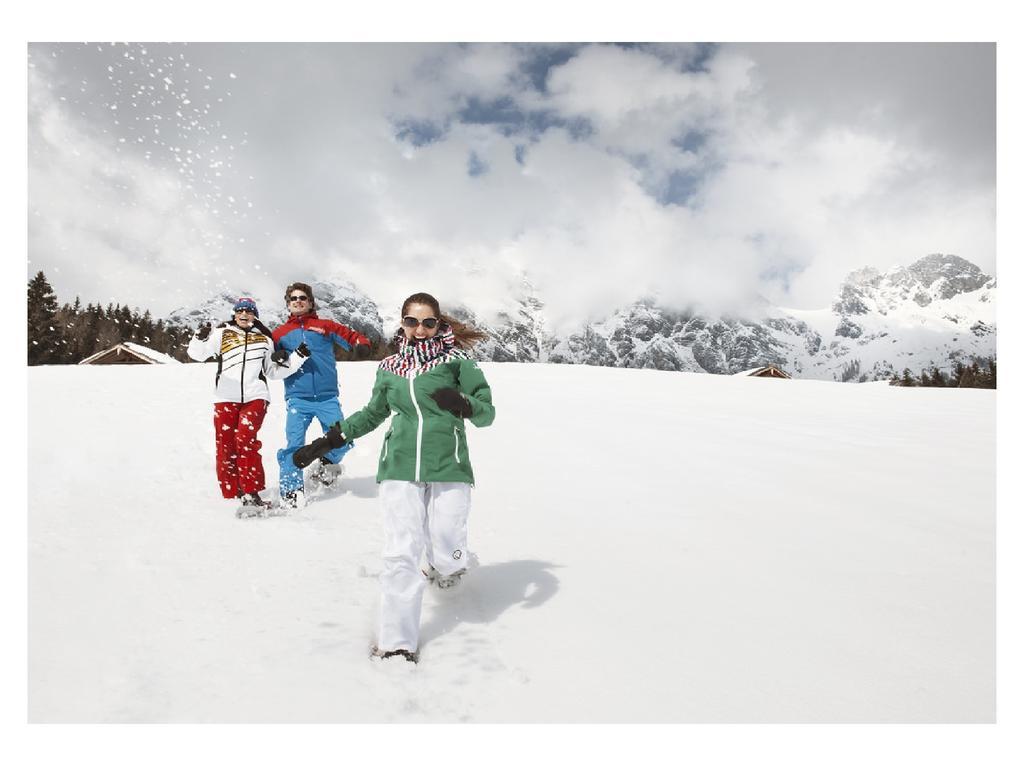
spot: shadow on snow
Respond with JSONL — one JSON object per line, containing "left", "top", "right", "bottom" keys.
{"left": 419, "top": 559, "right": 562, "bottom": 648}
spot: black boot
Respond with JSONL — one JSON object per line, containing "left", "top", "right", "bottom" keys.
{"left": 237, "top": 492, "right": 273, "bottom": 518}
{"left": 371, "top": 646, "right": 419, "bottom": 663}
{"left": 280, "top": 490, "right": 305, "bottom": 509}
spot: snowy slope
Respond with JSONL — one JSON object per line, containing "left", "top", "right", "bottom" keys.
{"left": 27, "top": 363, "right": 995, "bottom": 722}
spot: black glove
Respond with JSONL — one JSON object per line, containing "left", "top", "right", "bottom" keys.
{"left": 296, "top": 342, "right": 311, "bottom": 358}
{"left": 195, "top": 322, "right": 212, "bottom": 341}
{"left": 293, "top": 426, "right": 347, "bottom": 469}
{"left": 430, "top": 387, "right": 472, "bottom": 418}
{"left": 353, "top": 343, "right": 371, "bottom": 360}
{"left": 325, "top": 425, "right": 347, "bottom": 448}
{"left": 270, "top": 348, "right": 289, "bottom": 365}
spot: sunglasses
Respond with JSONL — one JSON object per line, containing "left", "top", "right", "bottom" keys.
{"left": 288, "top": 295, "right": 309, "bottom": 302}
{"left": 402, "top": 316, "right": 439, "bottom": 329}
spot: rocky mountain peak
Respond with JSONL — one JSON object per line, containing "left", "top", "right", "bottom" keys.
{"left": 305, "top": 280, "right": 385, "bottom": 342}
{"left": 166, "top": 279, "right": 384, "bottom": 341}
{"left": 833, "top": 253, "right": 991, "bottom": 315}
{"left": 843, "top": 266, "right": 883, "bottom": 288}
{"left": 905, "top": 253, "right": 990, "bottom": 300}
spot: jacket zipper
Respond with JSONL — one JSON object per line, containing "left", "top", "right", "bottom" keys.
{"left": 453, "top": 425, "right": 461, "bottom": 464}
{"left": 302, "top": 317, "right": 315, "bottom": 397}
{"left": 239, "top": 328, "right": 248, "bottom": 404}
{"left": 409, "top": 374, "right": 423, "bottom": 482}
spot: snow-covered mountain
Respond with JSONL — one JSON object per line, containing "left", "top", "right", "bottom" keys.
{"left": 502, "top": 253, "right": 994, "bottom": 381}
{"left": 800, "top": 254, "right": 996, "bottom": 381}
{"left": 164, "top": 254, "right": 995, "bottom": 381}
{"left": 167, "top": 280, "right": 385, "bottom": 342}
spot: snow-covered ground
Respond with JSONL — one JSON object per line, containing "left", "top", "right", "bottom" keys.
{"left": 27, "top": 362, "right": 995, "bottom": 723}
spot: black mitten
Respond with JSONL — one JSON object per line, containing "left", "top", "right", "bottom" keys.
{"left": 195, "top": 322, "right": 212, "bottom": 341}
{"left": 296, "top": 342, "right": 311, "bottom": 358}
{"left": 270, "top": 348, "right": 289, "bottom": 365}
{"left": 430, "top": 387, "right": 472, "bottom": 418}
{"left": 353, "top": 343, "right": 372, "bottom": 360}
{"left": 293, "top": 426, "right": 347, "bottom": 469}
{"left": 325, "top": 425, "right": 347, "bottom": 448}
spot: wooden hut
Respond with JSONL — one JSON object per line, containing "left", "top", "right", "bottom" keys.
{"left": 735, "top": 365, "right": 792, "bottom": 379}
{"left": 79, "top": 342, "right": 180, "bottom": 366}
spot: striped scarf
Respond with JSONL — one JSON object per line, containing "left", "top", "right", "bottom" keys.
{"left": 378, "top": 326, "right": 469, "bottom": 378}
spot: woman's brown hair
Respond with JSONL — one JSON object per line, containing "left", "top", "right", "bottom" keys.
{"left": 399, "top": 292, "right": 487, "bottom": 349}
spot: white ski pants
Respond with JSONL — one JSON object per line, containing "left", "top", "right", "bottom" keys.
{"left": 378, "top": 480, "right": 471, "bottom": 653}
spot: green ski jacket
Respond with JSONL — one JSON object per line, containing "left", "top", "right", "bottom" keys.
{"left": 337, "top": 358, "right": 495, "bottom": 484}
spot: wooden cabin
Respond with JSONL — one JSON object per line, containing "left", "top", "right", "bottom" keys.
{"left": 79, "top": 342, "right": 180, "bottom": 366}
{"left": 735, "top": 365, "right": 792, "bottom": 379}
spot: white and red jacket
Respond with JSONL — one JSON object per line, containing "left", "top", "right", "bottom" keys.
{"left": 187, "top": 322, "right": 302, "bottom": 403}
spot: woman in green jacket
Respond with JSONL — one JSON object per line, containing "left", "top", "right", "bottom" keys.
{"left": 294, "top": 292, "right": 495, "bottom": 663}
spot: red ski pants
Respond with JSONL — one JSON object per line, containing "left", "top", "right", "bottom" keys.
{"left": 213, "top": 400, "right": 268, "bottom": 498}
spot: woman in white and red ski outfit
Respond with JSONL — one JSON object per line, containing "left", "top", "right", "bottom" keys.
{"left": 187, "top": 297, "right": 306, "bottom": 511}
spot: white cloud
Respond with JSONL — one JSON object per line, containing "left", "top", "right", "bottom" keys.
{"left": 27, "top": 42, "right": 996, "bottom": 325}
{"left": 28, "top": 63, "right": 240, "bottom": 311}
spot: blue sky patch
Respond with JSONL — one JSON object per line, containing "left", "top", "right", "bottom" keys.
{"left": 459, "top": 96, "right": 522, "bottom": 126}
{"left": 672, "top": 131, "right": 707, "bottom": 154}
{"left": 687, "top": 43, "right": 718, "bottom": 73}
{"left": 452, "top": 95, "right": 595, "bottom": 142}
{"left": 519, "top": 44, "right": 584, "bottom": 93}
{"left": 661, "top": 171, "right": 702, "bottom": 205}
{"left": 394, "top": 118, "right": 446, "bottom": 147}
{"left": 468, "top": 151, "right": 488, "bottom": 177}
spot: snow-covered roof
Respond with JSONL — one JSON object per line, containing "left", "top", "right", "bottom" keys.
{"left": 79, "top": 342, "right": 181, "bottom": 365}
{"left": 122, "top": 342, "right": 180, "bottom": 364}
{"left": 733, "top": 365, "right": 791, "bottom": 379}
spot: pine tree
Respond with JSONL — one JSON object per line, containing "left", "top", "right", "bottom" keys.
{"left": 960, "top": 364, "right": 977, "bottom": 389}
{"left": 952, "top": 361, "right": 966, "bottom": 388}
{"left": 80, "top": 303, "right": 102, "bottom": 359}
{"left": 55, "top": 300, "right": 79, "bottom": 364}
{"left": 27, "top": 271, "right": 65, "bottom": 365}
{"left": 118, "top": 306, "right": 133, "bottom": 341}
{"left": 139, "top": 310, "right": 155, "bottom": 343}
{"left": 839, "top": 358, "right": 861, "bottom": 383}
{"left": 901, "top": 368, "right": 916, "bottom": 387}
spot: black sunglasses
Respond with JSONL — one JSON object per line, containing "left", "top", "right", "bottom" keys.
{"left": 402, "top": 316, "right": 439, "bottom": 329}
{"left": 288, "top": 294, "right": 309, "bottom": 302}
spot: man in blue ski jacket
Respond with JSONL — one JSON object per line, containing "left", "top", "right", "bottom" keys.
{"left": 272, "top": 281, "right": 371, "bottom": 507}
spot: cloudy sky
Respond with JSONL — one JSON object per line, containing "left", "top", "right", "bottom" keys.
{"left": 27, "top": 42, "right": 995, "bottom": 327}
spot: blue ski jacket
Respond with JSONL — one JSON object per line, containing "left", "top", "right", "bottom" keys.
{"left": 272, "top": 312, "right": 371, "bottom": 402}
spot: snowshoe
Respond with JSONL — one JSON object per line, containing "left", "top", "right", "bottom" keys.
{"left": 309, "top": 457, "right": 344, "bottom": 488}
{"left": 370, "top": 646, "right": 419, "bottom": 664}
{"left": 280, "top": 490, "right": 306, "bottom": 510}
{"left": 423, "top": 565, "right": 466, "bottom": 589}
{"left": 236, "top": 492, "right": 274, "bottom": 518}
